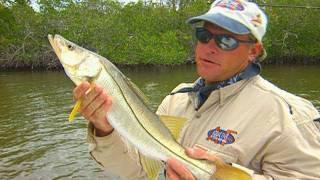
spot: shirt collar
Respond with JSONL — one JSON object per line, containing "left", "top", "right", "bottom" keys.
{"left": 191, "top": 62, "right": 261, "bottom": 110}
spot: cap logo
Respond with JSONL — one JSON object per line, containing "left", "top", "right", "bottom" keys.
{"left": 251, "top": 14, "right": 262, "bottom": 27}
{"left": 215, "top": 0, "right": 244, "bottom": 11}
{"left": 206, "top": 127, "right": 237, "bottom": 146}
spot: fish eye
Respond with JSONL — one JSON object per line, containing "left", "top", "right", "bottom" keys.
{"left": 67, "top": 44, "right": 74, "bottom": 50}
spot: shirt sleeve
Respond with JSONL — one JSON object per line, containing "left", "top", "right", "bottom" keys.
{"left": 86, "top": 123, "right": 148, "bottom": 180}
{"left": 156, "top": 83, "right": 188, "bottom": 115}
{"left": 156, "top": 95, "right": 170, "bottom": 115}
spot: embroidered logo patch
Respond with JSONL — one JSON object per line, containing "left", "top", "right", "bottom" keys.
{"left": 206, "top": 127, "right": 237, "bottom": 145}
{"left": 215, "top": 0, "right": 244, "bottom": 11}
{"left": 251, "top": 14, "right": 262, "bottom": 27}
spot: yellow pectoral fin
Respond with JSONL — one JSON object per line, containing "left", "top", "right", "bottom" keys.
{"left": 69, "top": 99, "right": 82, "bottom": 122}
{"left": 68, "top": 84, "right": 95, "bottom": 122}
{"left": 140, "top": 155, "right": 162, "bottom": 180}
{"left": 214, "top": 163, "right": 252, "bottom": 180}
{"left": 159, "top": 115, "right": 187, "bottom": 140}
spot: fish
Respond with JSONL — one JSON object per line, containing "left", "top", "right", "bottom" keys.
{"left": 48, "top": 34, "right": 251, "bottom": 180}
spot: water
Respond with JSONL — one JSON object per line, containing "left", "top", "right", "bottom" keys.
{"left": 0, "top": 65, "right": 319, "bottom": 179}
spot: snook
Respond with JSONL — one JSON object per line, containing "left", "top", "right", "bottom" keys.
{"left": 48, "top": 34, "right": 250, "bottom": 180}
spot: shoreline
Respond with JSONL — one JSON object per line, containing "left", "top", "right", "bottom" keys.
{"left": 0, "top": 56, "right": 319, "bottom": 71}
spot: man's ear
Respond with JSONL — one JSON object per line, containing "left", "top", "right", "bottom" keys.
{"left": 248, "top": 43, "right": 263, "bottom": 62}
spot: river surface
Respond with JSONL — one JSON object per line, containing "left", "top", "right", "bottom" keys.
{"left": 0, "top": 65, "right": 319, "bottom": 179}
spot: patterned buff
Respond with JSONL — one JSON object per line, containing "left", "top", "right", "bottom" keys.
{"left": 171, "top": 62, "right": 261, "bottom": 110}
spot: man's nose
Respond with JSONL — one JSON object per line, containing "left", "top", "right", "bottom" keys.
{"left": 203, "top": 40, "right": 218, "bottom": 55}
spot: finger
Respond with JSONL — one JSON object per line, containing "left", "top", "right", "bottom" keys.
{"left": 87, "top": 99, "right": 113, "bottom": 132}
{"left": 186, "top": 145, "right": 226, "bottom": 166}
{"left": 103, "top": 94, "right": 113, "bottom": 112}
{"left": 80, "top": 85, "right": 103, "bottom": 112}
{"left": 167, "top": 158, "right": 195, "bottom": 180}
{"left": 166, "top": 166, "right": 180, "bottom": 180}
{"left": 90, "top": 91, "right": 112, "bottom": 119}
{"left": 185, "top": 146, "right": 208, "bottom": 160}
{"left": 73, "top": 81, "right": 90, "bottom": 100}
{"left": 89, "top": 105, "right": 109, "bottom": 123}
{"left": 81, "top": 89, "right": 107, "bottom": 118}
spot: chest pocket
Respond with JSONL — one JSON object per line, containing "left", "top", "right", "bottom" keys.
{"left": 213, "top": 147, "right": 239, "bottom": 164}
{"left": 197, "top": 143, "right": 239, "bottom": 164}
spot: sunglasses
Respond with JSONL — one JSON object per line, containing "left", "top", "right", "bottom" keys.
{"left": 195, "top": 27, "right": 256, "bottom": 51}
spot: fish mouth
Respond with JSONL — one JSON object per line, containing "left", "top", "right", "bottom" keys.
{"left": 48, "top": 34, "right": 81, "bottom": 67}
{"left": 48, "top": 34, "right": 62, "bottom": 60}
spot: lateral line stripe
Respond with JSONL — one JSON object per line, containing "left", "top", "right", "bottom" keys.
{"left": 104, "top": 65, "right": 208, "bottom": 173}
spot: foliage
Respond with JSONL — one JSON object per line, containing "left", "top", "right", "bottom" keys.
{"left": 259, "top": 0, "right": 320, "bottom": 63}
{"left": 0, "top": 0, "right": 319, "bottom": 69}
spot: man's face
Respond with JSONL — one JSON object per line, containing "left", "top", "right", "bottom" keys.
{"left": 195, "top": 23, "right": 260, "bottom": 84}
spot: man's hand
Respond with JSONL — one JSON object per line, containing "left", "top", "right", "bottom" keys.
{"left": 166, "top": 145, "right": 226, "bottom": 180}
{"left": 73, "top": 81, "right": 113, "bottom": 136}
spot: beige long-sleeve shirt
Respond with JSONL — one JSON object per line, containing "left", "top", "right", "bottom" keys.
{"left": 87, "top": 75, "right": 320, "bottom": 180}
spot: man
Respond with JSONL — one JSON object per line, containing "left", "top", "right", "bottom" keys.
{"left": 74, "top": 0, "right": 320, "bottom": 179}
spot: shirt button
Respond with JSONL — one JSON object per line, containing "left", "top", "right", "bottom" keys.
{"left": 195, "top": 114, "right": 201, "bottom": 118}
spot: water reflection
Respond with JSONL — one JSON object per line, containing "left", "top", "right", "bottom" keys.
{"left": 261, "top": 65, "right": 320, "bottom": 110}
{"left": 0, "top": 65, "right": 319, "bottom": 179}
{"left": 0, "top": 72, "right": 111, "bottom": 179}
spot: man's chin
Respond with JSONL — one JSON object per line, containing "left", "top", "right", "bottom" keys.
{"left": 197, "top": 68, "right": 221, "bottom": 83}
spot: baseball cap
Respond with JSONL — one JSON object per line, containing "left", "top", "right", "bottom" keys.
{"left": 187, "top": 0, "right": 268, "bottom": 60}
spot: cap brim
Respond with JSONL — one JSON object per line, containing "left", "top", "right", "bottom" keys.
{"left": 187, "top": 13, "right": 250, "bottom": 35}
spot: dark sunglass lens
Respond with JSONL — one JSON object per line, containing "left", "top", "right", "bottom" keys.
{"left": 196, "top": 28, "right": 211, "bottom": 43}
{"left": 216, "top": 35, "right": 239, "bottom": 50}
